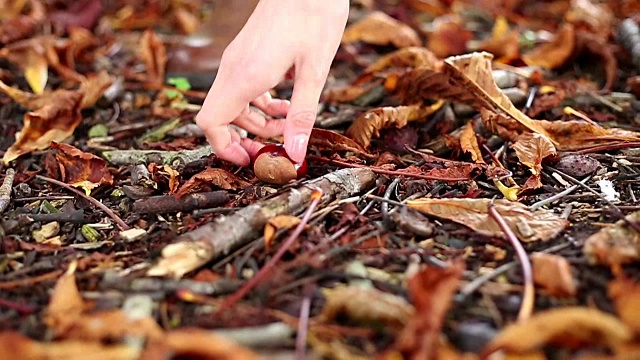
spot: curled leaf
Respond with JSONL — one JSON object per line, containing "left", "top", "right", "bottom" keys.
{"left": 52, "top": 142, "right": 114, "bottom": 195}
{"left": 310, "top": 128, "right": 373, "bottom": 157}
{"left": 363, "top": 47, "right": 443, "bottom": 75}
{"left": 346, "top": 102, "right": 444, "bottom": 148}
{"left": 407, "top": 198, "right": 568, "bottom": 242}
{"left": 531, "top": 253, "right": 577, "bottom": 298}
{"left": 342, "top": 11, "right": 421, "bottom": 48}
{"left": 483, "top": 307, "right": 632, "bottom": 356}
{"left": 176, "top": 167, "right": 251, "bottom": 197}
{"left": 264, "top": 215, "right": 301, "bottom": 248}
{"left": 523, "top": 23, "right": 575, "bottom": 69}
{"left": 139, "top": 29, "right": 167, "bottom": 87}
{"left": 460, "top": 122, "right": 484, "bottom": 163}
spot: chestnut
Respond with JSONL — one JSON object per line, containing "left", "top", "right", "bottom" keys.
{"left": 252, "top": 144, "right": 307, "bottom": 185}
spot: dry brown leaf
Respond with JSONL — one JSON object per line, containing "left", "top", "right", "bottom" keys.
{"left": 346, "top": 102, "right": 443, "bottom": 148}
{"left": 43, "top": 261, "right": 84, "bottom": 336}
{"left": 531, "top": 253, "right": 577, "bottom": 298}
{"left": 52, "top": 142, "right": 113, "bottom": 195}
{"left": 523, "top": 23, "right": 575, "bottom": 69}
{"left": 427, "top": 15, "right": 472, "bottom": 58}
{"left": 565, "top": 0, "right": 614, "bottom": 36}
{"left": 608, "top": 275, "right": 640, "bottom": 335}
{"left": 264, "top": 215, "right": 301, "bottom": 247}
{"left": 444, "top": 52, "right": 554, "bottom": 140}
{"left": 176, "top": 167, "right": 251, "bottom": 197}
{"left": 309, "top": 128, "right": 372, "bottom": 157}
{"left": 407, "top": 198, "right": 568, "bottom": 242}
{"left": 460, "top": 122, "right": 484, "bottom": 163}
{"left": 317, "top": 285, "right": 414, "bottom": 333}
{"left": 0, "top": 332, "right": 137, "bottom": 360}
{"left": 392, "top": 260, "right": 465, "bottom": 359}
{"left": 1, "top": 70, "right": 112, "bottom": 164}
{"left": 482, "top": 307, "right": 633, "bottom": 356}
{"left": 3, "top": 90, "right": 83, "bottom": 164}
{"left": 342, "top": 11, "right": 421, "bottom": 48}
{"left": 139, "top": 29, "right": 166, "bottom": 87}
{"left": 363, "top": 46, "right": 443, "bottom": 75}
{"left": 512, "top": 133, "right": 556, "bottom": 176}
{"left": 141, "top": 328, "right": 259, "bottom": 360}
{"left": 483, "top": 109, "right": 640, "bottom": 152}
{"left": 583, "top": 211, "right": 640, "bottom": 266}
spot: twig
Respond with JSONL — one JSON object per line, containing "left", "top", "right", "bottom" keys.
{"left": 309, "top": 155, "right": 471, "bottom": 182}
{"left": 102, "top": 146, "right": 213, "bottom": 166}
{"left": 35, "top": 175, "right": 129, "bottom": 231}
{"left": 0, "top": 168, "right": 15, "bottom": 213}
{"left": 381, "top": 178, "right": 400, "bottom": 229}
{"left": 217, "top": 189, "right": 323, "bottom": 312}
{"left": 488, "top": 199, "right": 534, "bottom": 322}
{"left": 0, "top": 296, "right": 37, "bottom": 315}
{"left": 296, "top": 288, "right": 312, "bottom": 360}
{"left": 459, "top": 242, "right": 570, "bottom": 299}
{"left": 529, "top": 175, "right": 592, "bottom": 211}
{"left": 148, "top": 168, "right": 376, "bottom": 278}
{"left": 132, "top": 191, "right": 230, "bottom": 214}
{"left": 547, "top": 167, "right": 640, "bottom": 234}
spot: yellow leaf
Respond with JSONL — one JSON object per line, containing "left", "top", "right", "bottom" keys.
{"left": 24, "top": 48, "right": 48, "bottom": 94}
{"left": 264, "top": 215, "right": 301, "bottom": 248}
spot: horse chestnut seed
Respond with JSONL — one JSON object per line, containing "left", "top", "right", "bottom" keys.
{"left": 252, "top": 144, "right": 307, "bottom": 185}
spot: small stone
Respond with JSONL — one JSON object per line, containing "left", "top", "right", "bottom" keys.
{"left": 554, "top": 154, "right": 600, "bottom": 178}
{"left": 453, "top": 321, "right": 498, "bottom": 352}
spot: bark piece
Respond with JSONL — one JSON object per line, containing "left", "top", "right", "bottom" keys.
{"left": 147, "top": 168, "right": 376, "bottom": 278}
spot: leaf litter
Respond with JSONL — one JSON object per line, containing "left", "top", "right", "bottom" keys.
{"left": 3, "top": 1, "right": 640, "bottom": 359}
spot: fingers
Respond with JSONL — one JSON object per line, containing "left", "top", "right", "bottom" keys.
{"left": 233, "top": 106, "right": 285, "bottom": 139}
{"left": 251, "top": 92, "right": 290, "bottom": 117}
{"left": 283, "top": 66, "right": 325, "bottom": 163}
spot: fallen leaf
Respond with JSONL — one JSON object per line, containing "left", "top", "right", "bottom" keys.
{"left": 362, "top": 46, "right": 443, "bottom": 75}
{"left": 512, "top": 132, "right": 556, "bottom": 191}
{"left": 482, "top": 307, "right": 633, "bottom": 356}
{"left": 392, "top": 260, "right": 465, "bottom": 359}
{"left": 139, "top": 29, "right": 166, "bottom": 87}
{"left": 407, "top": 198, "right": 568, "bottom": 242}
{"left": 342, "top": 11, "right": 422, "bottom": 48}
{"left": 310, "top": 128, "right": 373, "bottom": 157}
{"left": 317, "top": 285, "right": 414, "bottom": 333}
{"left": 32, "top": 222, "right": 61, "bottom": 243}
{"left": 0, "top": 332, "right": 137, "bottom": 360}
{"left": 52, "top": 142, "right": 114, "bottom": 195}
{"left": 608, "top": 275, "right": 640, "bottom": 336}
{"left": 565, "top": 0, "right": 614, "bottom": 36}
{"left": 264, "top": 215, "right": 301, "bottom": 248}
{"left": 583, "top": 210, "right": 640, "bottom": 266}
{"left": 23, "top": 46, "right": 48, "bottom": 93}
{"left": 460, "top": 122, "right": 484, "bottom": 163}
{"left": 523, "top": 23, "right": 576, "bottom": 69}
{"left": 476, "top": 16, "right": 521, "bottom": 61}
{"left": 483, "top": 109, "right": 640, "bottom": 152}
{"left": 43, "top": 261, "right": 85, "bottom": 335}
{"left": 3, "top": 90, "right": 83, "bottom": 164}
{"left": 531, "top": 253, "right": 577, "bottom": 298}
{"left": 346, "top": 102, "right": 444, "bottom": 148}
{"left": 427, "top": 15, "right": 472, "bottom": 57}
{"left": 140, "top": 328, "right": 258, "bottom": 360}
{"left": 176, "top": 167, "right": 251, "bottom": 197}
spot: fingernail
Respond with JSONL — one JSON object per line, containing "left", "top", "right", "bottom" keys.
{"left": 289, "top": 134, "right": 308, "bottom": 163}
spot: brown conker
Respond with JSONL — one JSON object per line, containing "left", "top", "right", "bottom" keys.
{"left": 252, "top": 144, "right": 307, "bottom": 185}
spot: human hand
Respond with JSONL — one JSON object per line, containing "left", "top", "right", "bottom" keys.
{"left": 195, "top": 0, "right": 349, "bottom": 166}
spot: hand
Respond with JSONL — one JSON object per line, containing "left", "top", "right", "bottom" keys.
{"left": 195, "top": 0, "right": 349, "bottom": 166}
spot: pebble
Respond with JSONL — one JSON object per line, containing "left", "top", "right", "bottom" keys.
{"left": 554, "top": 154, "right": 600, "bottom": 178}
{"left": 453, "top": 321, "right": 498, "bottom": 352}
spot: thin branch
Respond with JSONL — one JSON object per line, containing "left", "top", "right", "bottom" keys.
{"left": 35, "top": 175, "right": 129, "bottom": 231}
{"left": 488, "top": 199, "right": 534, "bottom": 322}
{"left": 216, "top": 189, "right": 324, "bottom": 312}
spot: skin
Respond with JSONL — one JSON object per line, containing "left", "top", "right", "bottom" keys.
{"left": 195, "top": 0, "right": 350, "bottom": 166}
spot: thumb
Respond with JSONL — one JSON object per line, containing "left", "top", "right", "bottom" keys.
{"left": 283, "top": 69, "right": 325, "bottom": 164}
